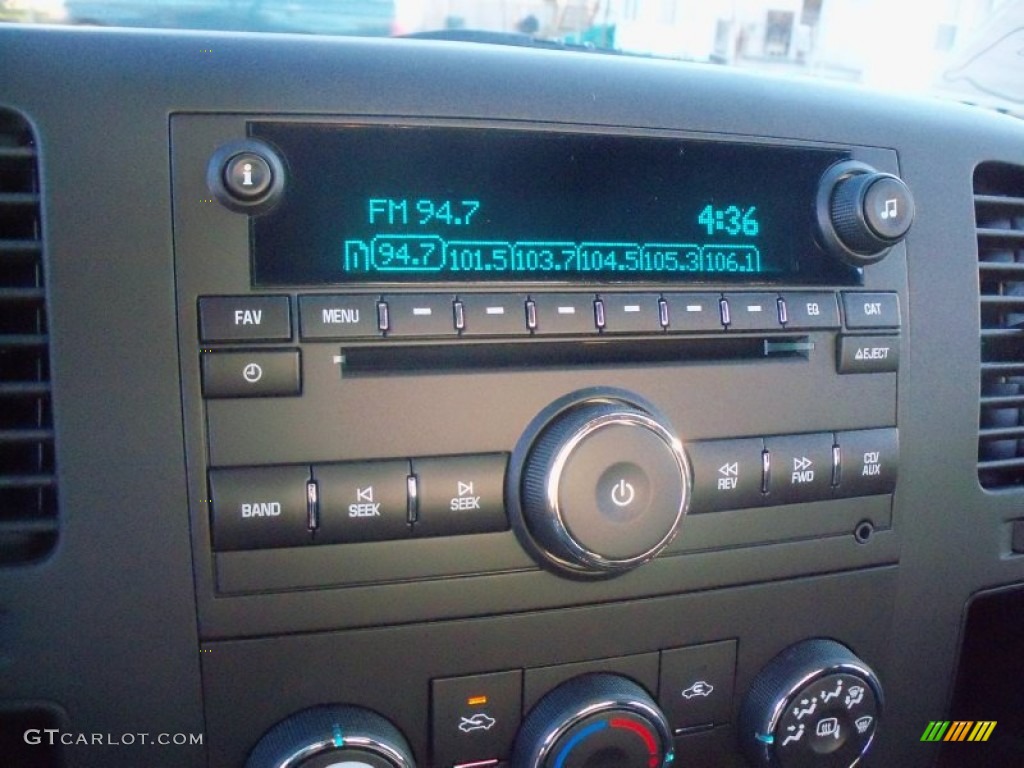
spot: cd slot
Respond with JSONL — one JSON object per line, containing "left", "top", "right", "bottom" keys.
{"left": 339, "top": 335, "right": 813, "bottom": 375}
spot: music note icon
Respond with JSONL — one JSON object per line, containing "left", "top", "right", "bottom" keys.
{"left": 880, "top": 198, "right": 898, "bottom": 220}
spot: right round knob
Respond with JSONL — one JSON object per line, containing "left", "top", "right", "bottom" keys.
{"left": 817, "top": 161, "right": 915, "bottom": 266}
{"left": 739, "top": 639, "right": 883, "bottom": 768}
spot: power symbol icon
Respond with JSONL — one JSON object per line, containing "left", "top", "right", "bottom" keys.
{"left": 610, "top": 478, "right": 636, "bottom": 508}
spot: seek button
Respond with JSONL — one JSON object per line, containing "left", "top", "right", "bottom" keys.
{"left": 413, "top": 454, "right": 508, "bottom": 537}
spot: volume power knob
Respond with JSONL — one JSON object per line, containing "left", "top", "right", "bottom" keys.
{"left": 515, "top": 394, "right": 690, "bottom": 575}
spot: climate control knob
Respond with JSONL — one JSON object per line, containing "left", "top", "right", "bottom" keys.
{"left": 513, "top": 393, "right": 690, "bottom": 575}
{"left": 816, "top": 160, "right": 914, "bottom": 266}
{"left": 739, "top": 639, "right": 883, "bottom": 768}
{"left": 513, "top": 673, "right": 674, "bottom": 768}
{"left": 246, "top": 705, "right": 415, "bottom": 768}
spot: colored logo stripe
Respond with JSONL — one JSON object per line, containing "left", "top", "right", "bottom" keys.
{"left": 969, "top": 721, "right": 997, "bottom": 742}
{"left": 921, "top": 722, "right": 950, "bottom": 742}
{"left": 922, "top": 721, "right": 997, "bottom": 742}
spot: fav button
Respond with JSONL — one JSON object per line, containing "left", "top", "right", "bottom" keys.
{"left": 412, "top": 454, "right": 509, "bottom": 537}
{"left": 313, "top": 460, "right": 412, "bottom": 543}
{"left": 198, "top": 295, "right": 291, "bottom": 342}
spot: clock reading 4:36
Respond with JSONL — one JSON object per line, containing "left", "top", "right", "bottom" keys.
{"left": 698, "top": 204, "right": 760, "bottom": 236}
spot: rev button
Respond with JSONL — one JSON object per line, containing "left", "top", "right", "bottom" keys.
{"left": 313, "top": 461, "right": 412, "bottom": 543}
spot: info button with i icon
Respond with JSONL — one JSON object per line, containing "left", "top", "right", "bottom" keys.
{"left": 223, "top": 152, "right": 273, "bottom": 199}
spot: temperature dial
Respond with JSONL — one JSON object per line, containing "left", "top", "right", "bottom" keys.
{"left": 512, "top": 673, "right": 674, "bottom": 768}
{"left": 816, "top": 160, "right": 914, "bottom": 266}
{"left": 246, "top": 705, "right": 415, "bottom": 768}
{"left": 739, "top": 639, "right": 883, "bottom": 768}
{"left": 512, "top": 391, "right": 690, "bottom": 575}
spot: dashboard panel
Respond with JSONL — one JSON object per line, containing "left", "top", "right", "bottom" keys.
{"left": 2, "top": 22, "right": 1024, "bottom": 768}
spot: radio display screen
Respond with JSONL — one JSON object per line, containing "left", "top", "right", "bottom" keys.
{"left": 250, "top": 123, "right": 855, "bottom": 286}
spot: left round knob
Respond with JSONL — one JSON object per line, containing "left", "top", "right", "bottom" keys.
{"left": 246, "top": 706, "right": 415, "bottom": 768}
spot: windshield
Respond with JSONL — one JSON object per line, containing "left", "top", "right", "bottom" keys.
{"left": 3, "top": 0, "right": 1022, "bottom": 116}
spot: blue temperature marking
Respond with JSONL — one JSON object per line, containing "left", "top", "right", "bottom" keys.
{"left": 332, "top": 724, "right": 344, "bottom": 748}
{"left": 555, "top": 720, "right": 608, "bottom": 768}
{"left": 755, "top": 732, "right": 775, "bottom": 745}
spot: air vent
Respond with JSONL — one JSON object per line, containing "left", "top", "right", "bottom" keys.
{"left": 0, "top": 108, "right": 57, "bottom": 564}
{"left": 977, "top": 162, "right": 1024, "bottom": 488}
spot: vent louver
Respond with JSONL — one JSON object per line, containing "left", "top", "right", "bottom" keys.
{"left": 977, "top": 162, "right": 1024, "bottom": 489}
{"left": 0, "top": 108, "right": 57, "bottom": 564}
